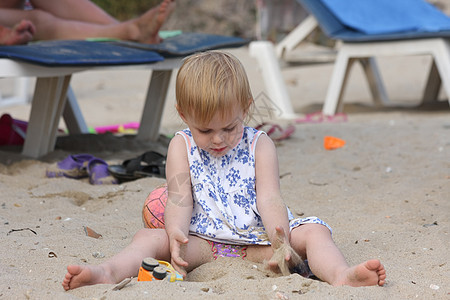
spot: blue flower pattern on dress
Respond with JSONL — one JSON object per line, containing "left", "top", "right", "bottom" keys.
{"left": 176, "top": 127, "right": 332, "bottom": 245}
{"left": 226, "top": 168, "right": 240, "bottom": 187}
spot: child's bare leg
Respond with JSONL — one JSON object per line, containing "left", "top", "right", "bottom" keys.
{"left": 290, "top": 224, "right": 386, "bottom": 287}
{"left": 62, "top": 231, "right": 213, "bottom": 291}
{"left": 0, "top": 20, "right": 34, "bottom": 45}
{"left": 62, "top": 228, "right": 171, "bottom": 291}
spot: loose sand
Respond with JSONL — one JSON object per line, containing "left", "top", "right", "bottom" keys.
{"left": 0, "top": 46, "right": 449, "bottom": 299}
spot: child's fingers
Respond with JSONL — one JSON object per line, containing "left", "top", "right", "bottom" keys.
{"left": 170, "top": 242, "right": 185, "bottom": 262}
{"left": 171, "top": 253, "right": 188, "bottom": 278}
{"left": 172, "top": 255, "right": 188, "bottom": 267}
{"left": 172, "top": 230, "right": 189, "bottom": 244}
{"left": 169, "top": 233, "right": 189, "bottom": 273}
{"left": 285, "top": 251, "right": 291, "bottom": 262}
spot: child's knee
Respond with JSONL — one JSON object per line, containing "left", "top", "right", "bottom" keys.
{"left": 132, "top": 227, "right": 165, "bottom": 241}
{"left": 294, "top": 223, "right": 331, "bottom": 239}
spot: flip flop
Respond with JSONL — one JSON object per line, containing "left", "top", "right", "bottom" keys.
{"left": 255, "top": 123, "right": 295, "bottom": 141}
{"left": 87, "top": 158, "right": 118, "bottom": 185}
{"left": 295, "top": 111, "right": 347, "bottom": 124}
{"left": 46, "top": 154, "right": 94, "bottom": 178}
{"left": 108, "top": 151, "right": 166, "bottom": 182}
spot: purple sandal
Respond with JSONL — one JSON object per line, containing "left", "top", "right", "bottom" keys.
{"left": 87, "top": 158, "right": 118, "bottom": 185}
{"left": 46, "top": 154, "right": 94, "bottom": 178}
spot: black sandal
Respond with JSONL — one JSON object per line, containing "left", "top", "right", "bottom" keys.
{"left": 108, "top": 151, "right": 166, "bottom": 182}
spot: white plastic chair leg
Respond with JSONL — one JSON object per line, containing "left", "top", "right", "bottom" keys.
{"left": 249, "top": 41, "right": 297, "bottom": 119}
{"left": 422, "top": 60, "right": 441, "bottom": 103}
{"left": 431, "top": 39, "right": 450, "bottom": 107}
{"left": 22, "top": 75, "right": 71, "bottom": 158}
{"left": 63, "top": 85, "right": 89, "bottom": 134}
{"left": 322, "top": 50, "right": 354, "bottom": 115}
{"left": 137, "top": 70, "right": 172, "bottom": 142}
{"left": 359, "top": 57, "right": 390, "bottom": 106}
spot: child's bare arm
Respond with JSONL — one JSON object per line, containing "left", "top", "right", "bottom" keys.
{"left": 164, "top": 135, "right": 193, "bottom": 275}
{"left": 255, "top": 134, "right": 290, "bottom": 244}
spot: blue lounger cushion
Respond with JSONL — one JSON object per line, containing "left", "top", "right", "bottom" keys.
{"left": 321, "top": 0, "right": 450, "bottom": 35}
{"left": 0, "top": 40, "right": 164, "bottom": 66}
{"left": 299, "top": 0, "right": 450, "bottom": 42}
{"left": 110, "top": 32, "right": 249, "bottom": 57}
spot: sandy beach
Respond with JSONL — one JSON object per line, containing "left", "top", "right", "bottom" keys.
{"left": 0, "top": 42, "right": 449, "bottom": 299}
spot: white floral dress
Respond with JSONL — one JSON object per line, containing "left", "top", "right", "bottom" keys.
{"left": 177, "top": 127, "right": 331, "bottom": 245}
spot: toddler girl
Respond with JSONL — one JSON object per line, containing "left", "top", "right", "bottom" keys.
{"left": 62, "top": 51, "right": 386, "bottom": 290}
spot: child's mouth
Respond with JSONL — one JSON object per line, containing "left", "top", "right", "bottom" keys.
{"left": 211, "top": 146, "right": 227, "bottom": 153}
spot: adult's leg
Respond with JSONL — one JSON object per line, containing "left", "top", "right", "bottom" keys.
{"left": 0, "top": 0, "right": 25, "bottom": 9}
{"left": 29, "top": 0, "right": 118, "bottom": 25}
{"left": 0, "top": 0, "right": 174, "bottom": 43}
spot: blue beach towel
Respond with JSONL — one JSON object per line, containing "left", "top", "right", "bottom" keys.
{"left": 0, "top": 40, "right": 164, "bottom": 67}
{"left": 110, "top": 32, "right": 249, "bottom": 57}
{"left": 321, "top": 0, "right": 450, "bottom": 35}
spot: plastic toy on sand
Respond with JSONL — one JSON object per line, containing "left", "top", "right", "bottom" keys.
{"left": 0, "top": 114, "right": 27, "bottom": 146}
{"left": 324, "top": 136, "right": 346, "bottom": 150}
{"left": 138, "top": 257, "right": 183, "bottom": 282}
{"left": 94, "top": 122, "right": 140, "bottom": 134}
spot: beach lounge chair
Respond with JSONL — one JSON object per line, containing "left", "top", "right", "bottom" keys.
{"left": 0, "top": 34, "right": 247, "bottom": 158}
{"left": 296, "top": 0, "right": 450, "bottom": 115}
{"left": 0, "top": 40, "right": 164, "bottom": 157}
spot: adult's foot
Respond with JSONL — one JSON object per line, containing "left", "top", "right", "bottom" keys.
{"left": 0, "top": 20, "right": 35, "bottom": 45}
{"left": 62, "top": 264, "right": 115, "bottom": 291}
{"left": 128, "top": 0, "right": 175, "bottom": 44}
{"left": 335, "top": 259, "right": 386, "bottom": 287}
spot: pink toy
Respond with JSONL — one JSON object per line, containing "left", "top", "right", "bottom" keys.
{"left": 94, "top": 122, "right": 140, "bottom": 134}
{"left": 0, "top": 114, "right": 28, "bottom": 146}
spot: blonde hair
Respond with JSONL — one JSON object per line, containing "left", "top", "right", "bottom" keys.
{"left": 176, "top": 51, "right": 253, "bottom": 124}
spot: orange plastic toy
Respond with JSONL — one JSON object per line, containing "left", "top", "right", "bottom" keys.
{"left": 324, "top": 136, "right": 346, "bottom": 150}
{"left": 137, "top": 257, "right": 183, "bottom": 282}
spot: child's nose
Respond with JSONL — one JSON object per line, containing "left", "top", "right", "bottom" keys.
{"left": 212, "top": 132, "right": 224, "bottom": 144}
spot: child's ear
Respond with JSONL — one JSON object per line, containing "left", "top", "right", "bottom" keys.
{"left": 247, "top": 98, "right": 254, "bottom": 109}
{"left": 176, "top": 104, "right": 188, "bottom": 123}
{"left": 245, "top": 98, "right": 254, "bottom": 116}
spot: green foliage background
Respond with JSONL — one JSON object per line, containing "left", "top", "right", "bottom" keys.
{"left": 91, "top": 0, "right": 160, "bottom": 20}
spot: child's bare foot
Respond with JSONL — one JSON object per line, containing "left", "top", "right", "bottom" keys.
{"left": 128, "top": 0, "right": 175, "bottom": 44}
{"left": 334, "top": 259, "right": 386, "bottom": 287}
{"left": 62, "top": 264, "right": 115, "bottom": 291}
{"left": 0, "top": 20, "right": 35, "bottom": 45}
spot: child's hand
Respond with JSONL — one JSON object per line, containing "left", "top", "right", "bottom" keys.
{"left": 169, "top": 229, "right": 189, "bottom": 277}
{"left": 267, "top": 226, "right": 303, "bottom": 276}
{"left": 272, "top": 226, "right": 290, "bottom": 257}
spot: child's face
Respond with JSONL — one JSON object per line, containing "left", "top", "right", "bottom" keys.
{"left": 182, "top": 105, "right": 245, "bottom": 157}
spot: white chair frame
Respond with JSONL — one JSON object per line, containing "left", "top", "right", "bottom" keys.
{"left": 0, "top": 58, "right": 181, "bottom": 158}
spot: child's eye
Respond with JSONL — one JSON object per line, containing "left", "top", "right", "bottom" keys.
{"left": 224, "top": 126, "right": 235, "bottom": 132}
{"left": 199, "top": 129, "right": 211, "bottom": 134}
